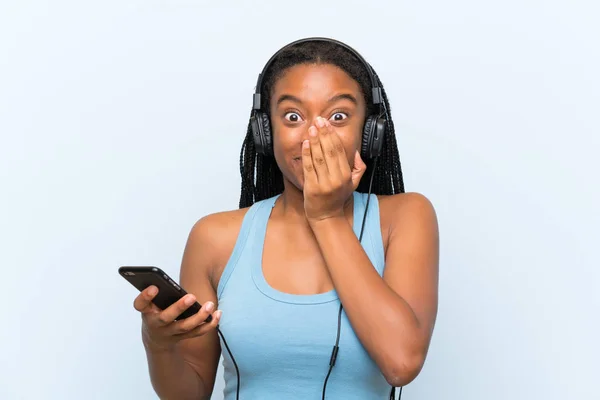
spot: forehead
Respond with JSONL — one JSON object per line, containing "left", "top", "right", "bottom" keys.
{"left": 271, "top": 63, "right": 364, "bottom": 105}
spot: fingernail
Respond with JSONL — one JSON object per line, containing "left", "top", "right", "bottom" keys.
{"left": 184, "top": 295, "right": 196, "bottom": 306}
{"left": 215, "top": 310, "right": 223, "bottom": 319}
{"left": 205, "top": 301, "right": 214, "bottom": 312}
{"left": 303, "top": 139, "right": 310, "bottom": 147}
{"left": 316, "top": 117, "right": 325, "bottom": 128}
{"left": 148, "top": 286, "right": 157, "bottom": 296}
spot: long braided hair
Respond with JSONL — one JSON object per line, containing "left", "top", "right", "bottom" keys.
{"left": 239, "top": 40, "right": 405, "bottom": 208}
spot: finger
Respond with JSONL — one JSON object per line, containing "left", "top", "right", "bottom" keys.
{"left": 155, "top": 294, "right": 198, "bottom": 326}
{"left": 176, "top": 310, "right": 223, "bottom": 340}
{"left": 166, "top": 301, "right": 216, "bottom": 335}
{"left": 319, "top": 118, "right": 343, "bottom": 183}
{"left": 301, "top": 138, "right": 318, "bottom": 185}
{"left": 308, "top": 124, "right": 328, "bottom": 182}
{"left": 133, "top": 285, "right": 159, "bottom": 312}
{"left": 325, "top": 118, "right": 352, "bottom": 180}
{"left": 327, "top": 121, "right": 351, "bottom": 175}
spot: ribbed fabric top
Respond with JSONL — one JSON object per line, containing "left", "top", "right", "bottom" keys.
{"left": 216, "top": 191, "right": 390, "bottom": 399}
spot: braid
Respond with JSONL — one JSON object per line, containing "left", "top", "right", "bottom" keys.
{"left": 238, "top": 114, "right": 284, "bottom": 208}
{"left": 239, "top": 40, "right": 405, "bottom": 208}
{"left": 356, "top": 71, "right": 405, "bottom": 195}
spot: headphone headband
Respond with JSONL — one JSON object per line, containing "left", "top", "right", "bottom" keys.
{"left": 252, "top": 37, "right": 383, "bottom": 111}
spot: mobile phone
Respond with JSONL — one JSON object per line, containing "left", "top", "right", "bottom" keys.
{"left": 119, "top": 266, "right": 211, "bottom": 322}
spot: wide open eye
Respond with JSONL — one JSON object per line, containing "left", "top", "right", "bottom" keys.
{"left": 284, "top": 112, "right": 303, "bottom": 122}
{"left": 330, "top": 112, "right": 348, "bottom": 122}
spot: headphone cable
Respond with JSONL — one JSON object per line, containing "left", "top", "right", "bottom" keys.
{"left": 321, "top": 303, "right": 343, "bottom": 400}
{"left": 321, "top": 157, "right": 403, "bottom": 400}
{"left": 217, "top": 326, "right": 240, "bottom": 400}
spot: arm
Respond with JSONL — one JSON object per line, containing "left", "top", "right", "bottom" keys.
{"left": 309, "top": 193, "right": 439, "bottom": 387}
{"left": 144, "top": 345, "right": 209, "bottom": 400}
{"left": 143, "top": 216, "right": 223, "bottom": 400}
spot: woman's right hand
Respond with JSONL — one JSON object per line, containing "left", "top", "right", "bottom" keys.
{"left": 133, "top": 285, "right": 222, "bottom": 352}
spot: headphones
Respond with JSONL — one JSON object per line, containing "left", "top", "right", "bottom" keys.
{"left": 250, "top": 37, "right": 389, "bottom": 160}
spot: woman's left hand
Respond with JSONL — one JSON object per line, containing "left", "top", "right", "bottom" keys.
{"left": 302, "top": 116, "right": 367, "bottom": 224}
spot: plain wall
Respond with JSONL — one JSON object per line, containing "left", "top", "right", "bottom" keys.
{"left": 1, "top": 1, "right": 598, "bottom": 399}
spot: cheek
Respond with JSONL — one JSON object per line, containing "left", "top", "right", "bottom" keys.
{"left": 272, "top": 124, "right": 302, "bottom": 155}
{"left": 336, "top": 129, "right": 362, "bottom": 163}
{"left": 271, "top": 124, "right": 304, "bottom": 171}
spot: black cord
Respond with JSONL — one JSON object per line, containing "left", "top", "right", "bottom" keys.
{"left": 217, "top": 326, "right": 240, "bottom": 400}
{"left": 390, "top": 386, "right": 403, "bottom": 399}
{"left": 359, "top": 156, "right": 378, "bottom": 243}
{"left": 319, "top": 158, "right": 374, "bottom": 400}
{"left": 321, "top": 157, "right": 403, "bottom": 400}
{"left": 321, "top": 303, "right": 343, "bottom": 400}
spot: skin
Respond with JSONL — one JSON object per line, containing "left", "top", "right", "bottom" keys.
{"left": 132, "top": 63, "right": 439, "bottom": 399}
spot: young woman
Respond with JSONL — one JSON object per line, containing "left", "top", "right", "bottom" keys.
{"left": 132, "top": 37, "right": 439, "bottom": 400}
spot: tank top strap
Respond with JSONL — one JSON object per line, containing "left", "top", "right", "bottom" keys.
{"left": 217, "top": 195, "right": 279, "bottom": 300}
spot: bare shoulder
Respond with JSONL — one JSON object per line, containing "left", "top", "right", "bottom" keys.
{"left": 189, "top": 207, "right": 250, "bottom": 251}
{"left": 182, "top": 207, "right": 251, "bottom": 291}
{"left": 376, "top": 192, "right": 438, "bottom": 248}
{"left": 377, "top": 192, "right": 436, "bottom": 224}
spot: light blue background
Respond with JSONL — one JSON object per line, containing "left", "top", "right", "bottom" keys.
{"left": 1, "top": 1, "right": 598, "bottom": 399}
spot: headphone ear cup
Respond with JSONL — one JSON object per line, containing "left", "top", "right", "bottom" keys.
{"left": 361, "top": 115, "right": 387, "bottom": 159}
{"left": 260, "top": 113, "right": 273, "bottom": 156}
{"left": 251, "top": 112, "right": 273, "bottom": 156}
{"left": 361, "top": 115, "right": 376, "bottom": 159}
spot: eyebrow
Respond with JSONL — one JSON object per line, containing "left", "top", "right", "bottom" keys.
{"left": 276, "top": 93, "right": 358, "bottom": 107}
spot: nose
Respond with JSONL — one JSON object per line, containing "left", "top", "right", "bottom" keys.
{"left": 300, "top": 127, "right": 311, "bottom": 143}
{"left": 300, "top": 115, "right": 322, "bottom": 142}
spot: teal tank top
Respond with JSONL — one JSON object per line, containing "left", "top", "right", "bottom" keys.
{"left": 216, "top": 191, "right": 390, "bottom": 399}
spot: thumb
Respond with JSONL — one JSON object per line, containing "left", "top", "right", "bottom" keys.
{"left": 351, "top": 150, "right": 367, "bottom": 189}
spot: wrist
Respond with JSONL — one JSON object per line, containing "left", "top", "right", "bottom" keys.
{"left": 308, "top": 215, "right": 349, "bottom": 231}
